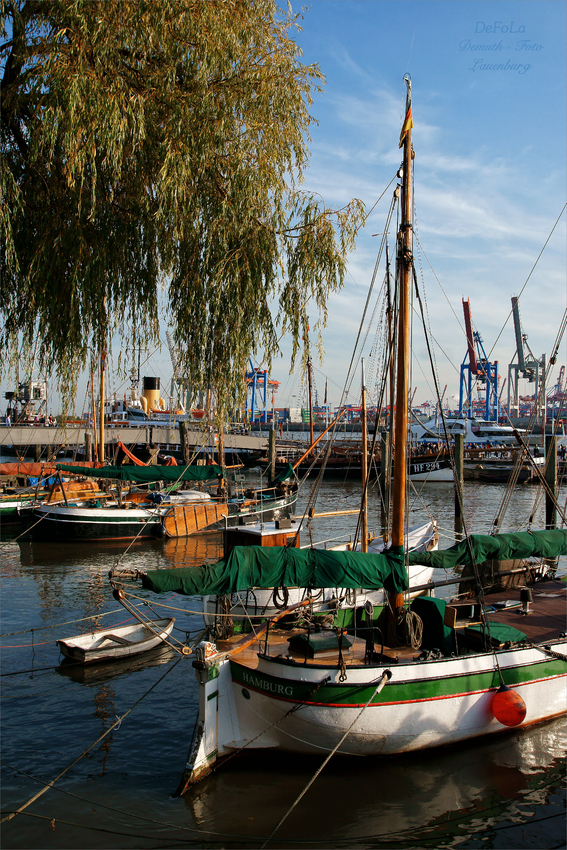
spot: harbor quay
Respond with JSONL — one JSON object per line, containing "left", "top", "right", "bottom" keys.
{"left": 0, "top": 424, "right": 268, "bottom": 459}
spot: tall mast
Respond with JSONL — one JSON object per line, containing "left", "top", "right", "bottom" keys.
{"left": 90, "top": 369, "right": 98, "bottom": 461}
{"left": 385, "top": 241, "right": 395, "bottom": 433}
{"left": 361, "top": 359, "right": 368, "bottom": 552}
{"left": 99, "top": 349, "right": 106, "bottom": 463}
{"left": 307, "top": 357, "right": 314, "bottom": 449}
{"left": 391, "top": 75, "right": 413, "bottom": 550}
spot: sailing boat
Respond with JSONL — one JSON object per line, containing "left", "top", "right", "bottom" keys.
{"left": 112, "top": 78, "right": 566, "bottom": 788}
{"left": 26, "top": 461, "right": 297, "bottom": 541}
{"left": 199, "top": 362, "right": 438, "bottom": 628}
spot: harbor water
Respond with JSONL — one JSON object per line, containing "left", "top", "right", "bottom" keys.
{"left": 1, "top": 471, "right": 566, "bottom": 849}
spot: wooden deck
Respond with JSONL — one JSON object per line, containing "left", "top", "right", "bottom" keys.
{"left": 218, "top": 630, "right": 370, "bottom": 669}
{"left": 478, "top": 579, "right": 566, "bottom": 644}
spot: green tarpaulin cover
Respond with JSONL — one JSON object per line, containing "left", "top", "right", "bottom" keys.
{"left": 140, "top": 529, "right": 566, "bottom": 598}
{"left": 406, "top": 529, "right": 567, "bottom": 570}
{"left": 269, "top": 462, "right": 295, "bottom": 486}
{"left": 141, "top": 544, "right": 409, "bottom": 596}
{"left": 56, "top": 463, "right": 224, "bottom": 483}
{"left": 465, "top": 622, "right": 527, "bottom": 645}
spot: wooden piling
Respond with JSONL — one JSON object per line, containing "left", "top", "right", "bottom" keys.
{"left": 454, "top": 433, "right": 464, "bottom": 540}
{"left": 545, "top": 435, "right": 558, "bottom": 529}
{"left": 268, "top": 427, "right": 277, "bottom": 482}
{"left": 179, "top": 421, "right": 191, "bottom": 466}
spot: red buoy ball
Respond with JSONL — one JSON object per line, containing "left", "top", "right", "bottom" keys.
{"left": 492, "top": 684, "right": 527, "bottom": 727}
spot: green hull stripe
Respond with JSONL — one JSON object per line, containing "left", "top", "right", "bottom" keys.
{"left": 230, "top": 658, "right": 565, "bottom": 706}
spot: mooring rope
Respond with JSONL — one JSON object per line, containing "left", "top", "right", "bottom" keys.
{"left": 111, "top": 588, "right": 191, "bottom": 656}
{"left": 531, "top": 643, "right": 567, "bottom": 662}
{"left": 0, "top": 656, "right": 184, "bottom": 825}
{"left": 259, "top": 669, "right": 392, "bottom": 849}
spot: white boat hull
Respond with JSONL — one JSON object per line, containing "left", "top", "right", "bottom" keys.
{"left": 409, "top": 465, "right": 453, "bottom": 482}
{"left": 410, "top": 416, "right": 526, "bottom": 446}
{"left": 230, "top": 646, "right": 566, "bottom": 755}
{"left": 184, "top": 639, "right": 566, "bottom": 785}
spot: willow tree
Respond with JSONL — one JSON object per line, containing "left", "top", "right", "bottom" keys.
{"left": 1, "top": 0, "right": 365, "bottom": 412}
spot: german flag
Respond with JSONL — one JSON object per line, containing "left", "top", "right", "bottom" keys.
{"left": 399, "top": 106, "right": 413, "bottom": 148}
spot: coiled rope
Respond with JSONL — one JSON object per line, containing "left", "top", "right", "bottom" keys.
{"left": 375, "top": 602, "right": 423, "bottom": 649}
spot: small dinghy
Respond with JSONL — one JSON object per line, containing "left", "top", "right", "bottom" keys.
{"left": 57, "top": 617, "right": 175, "bottom": 664}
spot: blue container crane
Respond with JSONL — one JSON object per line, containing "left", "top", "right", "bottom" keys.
{"left": 459, "top": 299, "right": 499, "bottom": 421}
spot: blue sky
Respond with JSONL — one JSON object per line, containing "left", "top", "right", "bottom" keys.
{"left": 4, "top": 0, "right": 566, "bottom": 417}
{"left": 275, "top": 0, "right": 567, "bottom": 413}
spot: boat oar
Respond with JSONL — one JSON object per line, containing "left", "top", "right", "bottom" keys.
{"left": 260, "top": 668, "right": 392, "bottom": 849}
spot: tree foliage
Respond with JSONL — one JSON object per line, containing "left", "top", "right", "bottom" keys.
{"left": 1, "top": 0, "right": 365, "bottom": 411}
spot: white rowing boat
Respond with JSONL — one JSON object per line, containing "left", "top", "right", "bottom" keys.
{"left": 57, "top": 617, "right": 175, "bottom": 664}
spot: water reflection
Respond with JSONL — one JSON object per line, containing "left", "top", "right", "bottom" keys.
{"left": 56, "top": 645, "right": 176, "bottom": 684}
{"left": 184, "top": 718, "right": 566, "bottom": 848}
{"left": 160, "top": 531, "right": 224, "bottom": 568}
{"left": 1, "top": 477, "right": 565, "bottom": 850}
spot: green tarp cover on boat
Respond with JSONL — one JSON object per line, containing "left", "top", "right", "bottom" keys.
{"left": 465, "top": 622, "right": 527, "bottom": 645}
{"left": 55, "top": 463, "right": 224, "bottom": 483}
{"left": 140, "top": 529, "right": 565, "bottom": 598}
{"left": 141, "top": 545, "right": 409, "bottom": 596}
{"left": 269, "top": 463, "right": 294, "bottom": 486}
{"left": 406, "top": 529, "right": 567, "bottom": 570}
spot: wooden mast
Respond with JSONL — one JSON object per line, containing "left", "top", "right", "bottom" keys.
{"left": 99, "top": 349, "right": 106, "bottom": 463}
{"left": 307, "top": 357, "right": 314, "bottom": 449}
{"left": 361, "top": 359, "right": 368, "bottom": 552}
{"left": 391, "top": 75, "right": 413, "bottom": 551}
{"left": 90, "top": 369, "right": 98, "bottom": 462}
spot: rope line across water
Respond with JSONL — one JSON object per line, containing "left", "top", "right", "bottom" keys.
{"left": 0, "top": 656, "right": 184, "bottom": 825}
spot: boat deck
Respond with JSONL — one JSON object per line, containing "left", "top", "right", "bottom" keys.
{"left": 219, "top": 631, "right": 371, "bottom": 669}
{"left": 476, "top": 579, "right": 566, "bottom": 644}
{"left": 218, "top": 579, "right": 566, "bottom": 669}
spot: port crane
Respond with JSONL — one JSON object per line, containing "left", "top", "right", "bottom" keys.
{"left": 546, "top": 365, "right": 566, "bottom": 418}
{"left": 459, "top": 299, "right": 499, "bottom": 420}
{"left": 245, "top": 358, "right": 280, "bottom": 423}
{"left": 507, "top": 296, "right": 546, "bottom": 422}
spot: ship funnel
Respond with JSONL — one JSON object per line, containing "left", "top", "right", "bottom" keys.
{"left": 142, "top": 377, "right": 161, "bottom": 412}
